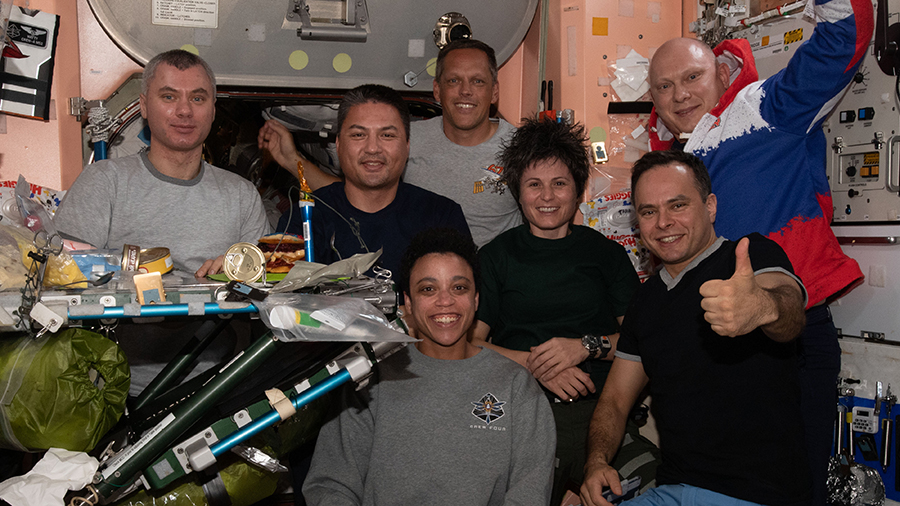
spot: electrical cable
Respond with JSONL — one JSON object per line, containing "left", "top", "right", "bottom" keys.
{"left": 279, "top": 184, "right": 370, "bottom": 257}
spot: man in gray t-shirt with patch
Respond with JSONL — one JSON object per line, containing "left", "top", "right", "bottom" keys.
{"left": 402, "top": 39, "right": 521, "bottom": 247}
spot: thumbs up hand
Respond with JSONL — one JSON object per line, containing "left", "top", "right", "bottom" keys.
{"left": 699, "top": 237, "right": 769, "bottom": 337}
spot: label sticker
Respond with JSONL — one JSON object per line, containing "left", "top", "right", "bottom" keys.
{"left": 152, "top": 0, "right": 218, "bottom": 29}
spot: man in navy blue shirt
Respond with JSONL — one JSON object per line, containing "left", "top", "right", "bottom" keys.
{"left": 276, "top": 84, "right": 470, "bottom": 277}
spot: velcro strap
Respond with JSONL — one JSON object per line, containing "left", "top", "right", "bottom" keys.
{"left": 265, "top": 388, "right": 296, "bottom": 421}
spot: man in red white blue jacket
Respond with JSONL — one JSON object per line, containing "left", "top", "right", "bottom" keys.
{"left": 645, "top": 0, "right": 872, "bottom": 501}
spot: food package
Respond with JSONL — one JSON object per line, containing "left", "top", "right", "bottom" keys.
{"left": 0, "top": 179, "right": 65, "bottom": 227}
{"left": 0, "top": 226, "right": 28, "bottom": 291}
{"left": 256, "top": 293, "right": 412, "bottom": 343}
{"left": 69, "top": 249, "right": 121, "bottom": 280}
{"left": 0, "top": 223, "right": 86, "bottom": 289}
{"left": 19, "top": 242, "right": 87, "bottom": 288}
{"left": 0, "top": 175, "right": 87, "bottom": 289}
{"left": 581, "top": 190, "right": 654, "bottom": 279}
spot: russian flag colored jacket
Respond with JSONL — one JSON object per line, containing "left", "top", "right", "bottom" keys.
{"left": 648, "top": 0, "right": 872, "bottom": 307}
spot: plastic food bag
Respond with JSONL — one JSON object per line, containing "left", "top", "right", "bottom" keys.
{"left": 826, "top": 456, "right": 885, "bottom": 506}
{"left": 15, "top": 174, "right": 58, "bottom": 238}
{"left": 0, "top": 328, "right": 130, "bottom": 452}
{"left": 0, "top": 226, "right": 28, "bottom": 291}
{"left": 270, "top": 250, "right": 381, "bottom": 293}
{"left": 604, "top": 52, "right": 652, "bottom": 166}
{"left": 2, "top": 223, "right": 87, "bottom": 289}
{"left": 608, "top": 50, "right": 651, "bottom": 102}
{"left": 0, "top": 177, "right": 65, "bottom": 227}
{"left": 0, "top": 175, "right": 87, "bottom": 289}
{"left": 69, "top": 249, "right": 122, "bottom": 280}
{"left": 581, "top": 189, "right": 654, "bottom": 279}
{"left": 256, "top": 293, "right": 413, "bottom": 343}
{"left": 607, "top": 114, "right": 651, "bottom": 164}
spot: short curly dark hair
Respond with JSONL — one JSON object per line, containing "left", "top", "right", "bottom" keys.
{"left": 399, "top": 228, "right": 480, "bottom": 296}
{"left": 500, "top": 118, "right": 590, "bottom": 204}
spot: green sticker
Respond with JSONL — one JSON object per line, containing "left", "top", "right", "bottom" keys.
{"left": 589, "top": 126, "right": 607, "bottom": 143}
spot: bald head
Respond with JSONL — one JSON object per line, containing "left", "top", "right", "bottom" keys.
{"left": 649, "top": 38, "right": 730, "bottom": 138}
{"left": 650, "top": 38, "right": 718, "bottom": 81}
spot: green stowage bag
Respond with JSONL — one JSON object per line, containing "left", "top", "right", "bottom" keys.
{"left": 113, "top": 454, "right": 280, "bottom": 506}
{"left": 0, "top": 327, "right": 130, "bottom": 452}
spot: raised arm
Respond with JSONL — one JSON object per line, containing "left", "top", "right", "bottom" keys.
{"left": 580, "top": 357, "right": 649, "bottom": 506}
{"left": 759, "top": 0, "right": 873, "bottom": 133}
{"left": 258, "top": 119, "right": 340, "bottom": 191}
{"left": 754, "top": 273, "right": 806, "bottom": 341}
{"left": 698, "top": 237, "right": 805, "bottom": 342}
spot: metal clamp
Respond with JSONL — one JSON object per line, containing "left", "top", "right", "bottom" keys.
{"left": 873, "top": 131, "right": 885, "bottom": 150}
{"left": 832, "top": 136, "right": 845, "bottom": 154}
{"left": 876, "top": 381, "right": 896, "bottom": 415}
{"left": 287, "top": 0, "right": 369, "bottom": 42}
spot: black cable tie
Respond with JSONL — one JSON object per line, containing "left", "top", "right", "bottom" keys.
{"left": 27, "top": 250, "right": 47, "bottom": 264}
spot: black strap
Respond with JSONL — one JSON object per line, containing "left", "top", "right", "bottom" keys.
{"left": 0, "top": 71, "right": 49, "bottom": 92}
{"left": 0, "top": 88, "right": 38, "bottom": 106}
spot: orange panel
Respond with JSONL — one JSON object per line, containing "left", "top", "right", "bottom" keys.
{"left": 549, "top": 0, "right": 682, "bottom": 197}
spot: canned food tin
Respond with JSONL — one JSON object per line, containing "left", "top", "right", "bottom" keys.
{"left": 223, "top": 242, "right": 266, "bottom": 282}
{"left": 139, "top": 247, "right": 174, "bottom": 275}
{"left": 122, "top": 244, "right": 141, "bottom": 271}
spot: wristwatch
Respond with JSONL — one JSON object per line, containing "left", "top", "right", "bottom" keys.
{"left": 582, "top": 334, "right": 612, "bottom": 360}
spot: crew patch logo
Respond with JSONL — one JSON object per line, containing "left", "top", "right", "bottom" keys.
{"left": 474, "top": 164, "right": 507, "bottom": 195}
{"left": 471, "top": 393, "right": 506, "bottom": 425}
